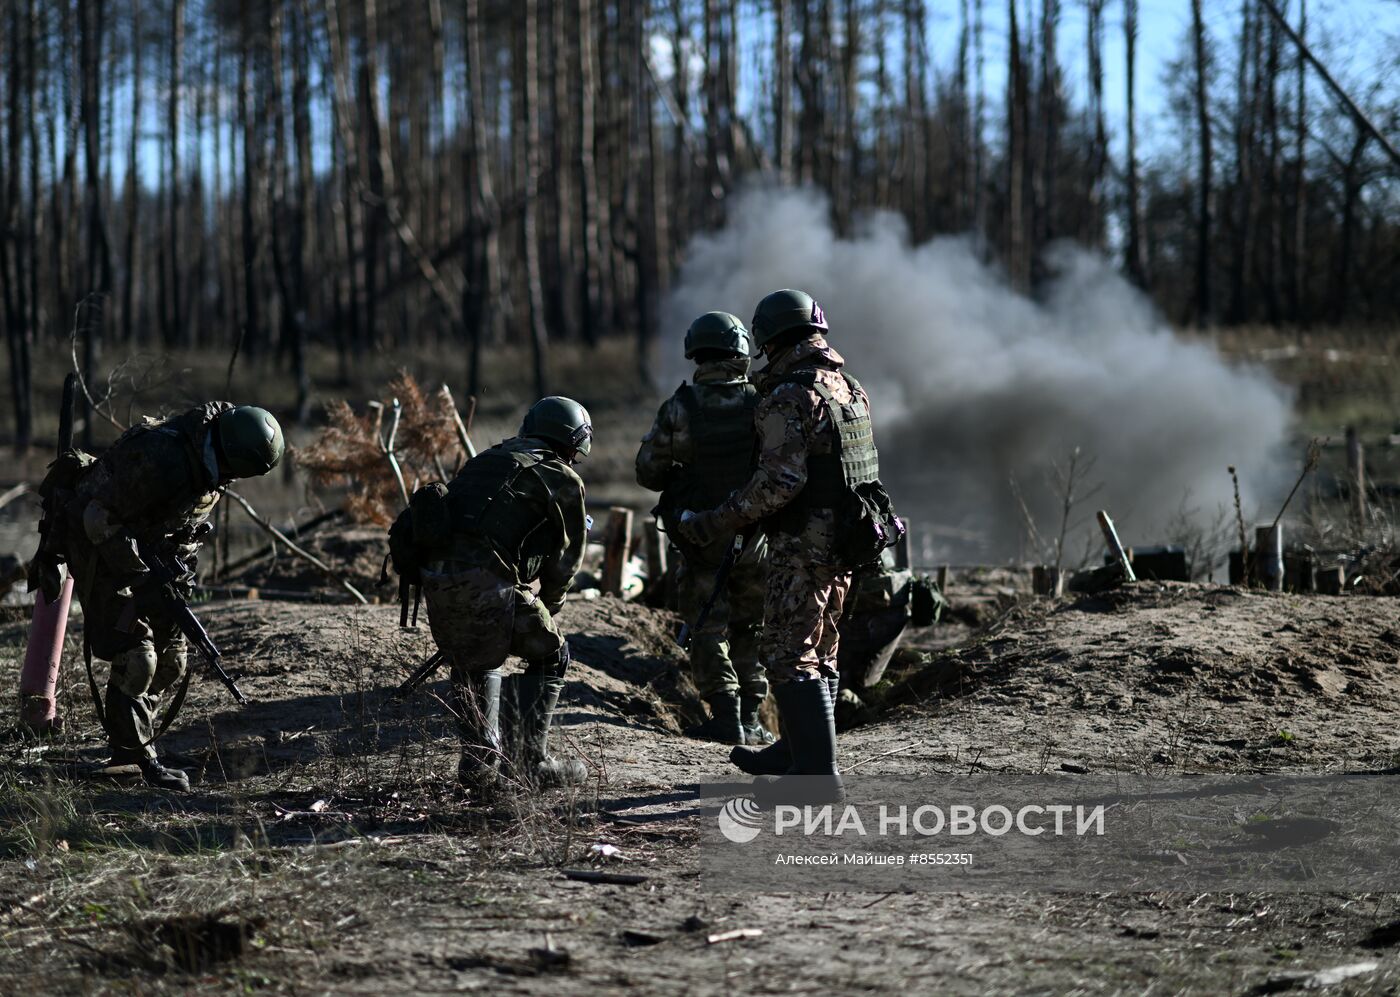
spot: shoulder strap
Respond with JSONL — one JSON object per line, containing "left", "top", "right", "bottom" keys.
{"left": 674, "top": 382, "right": 700, "bottom": 420}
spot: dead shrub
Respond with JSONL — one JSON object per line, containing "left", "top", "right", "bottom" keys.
{"left": 295, "top": 372, "right": 463, "bottom": 525}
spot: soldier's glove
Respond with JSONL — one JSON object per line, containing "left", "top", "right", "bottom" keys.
{"left": 677, "top": 507, "right": 737, "bottom": 549}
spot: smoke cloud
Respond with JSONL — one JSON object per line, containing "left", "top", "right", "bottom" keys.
{"left": 660, "top": 186, "right": 1294, "bottom": 564}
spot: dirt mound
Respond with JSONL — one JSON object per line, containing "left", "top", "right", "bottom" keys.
{"left": 220, "top": 524, "right": 395, "bottom": 600}
{"left": 133, "top": 593, "right": 702, "bottom": 785}
{"left": 885, "top": 581, "right": 1400, "bottom": 771}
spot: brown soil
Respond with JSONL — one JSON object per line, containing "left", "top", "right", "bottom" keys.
{"left": 2, "top": 584, "right": 1399, "bottom": 994}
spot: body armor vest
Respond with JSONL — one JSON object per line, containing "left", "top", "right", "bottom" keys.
{"left": 775, "top": 370, "right": 880, "bottom": 533}
{"left": 667, "top": 381, "right": 759, "bottom": 511}
{"left": 445, "top": 443, "right": 554, "bottom": 579}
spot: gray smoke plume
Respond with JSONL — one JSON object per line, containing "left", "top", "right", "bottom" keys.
{"left": 660, "top": 186, "right": 1294, "bottom": 565}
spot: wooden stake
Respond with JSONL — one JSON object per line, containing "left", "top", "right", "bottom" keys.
{"left": 643, "top": 517, "right": 667, "bottom": 593}
{"left": 1254, "top": 523, "right": 1284, "bottom": 592}
{"left": 1346, "top": 426, "right": 1366, "bottom": 525}
{"left": 1096, "top": 510, "right": 1137, "bottom": 583}
{"left": 440, "top": 384, "right": 478, "bottom": 463}
{"left": 601, "top": 507, "right": 634, "bottom": 596}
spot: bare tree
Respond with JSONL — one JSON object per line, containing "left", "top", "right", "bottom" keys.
{"left": 1190, "top": 0, "right": 1214, "bottom": 325}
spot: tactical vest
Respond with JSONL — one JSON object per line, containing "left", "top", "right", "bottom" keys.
{"left": 444, "top": 444, "right": 556, "bottom": 579}
{"left": 667, "top": 381, "right": 759, "bottom": 511}
{"left": 774, "top": 370, "right": 879, "bottom": 532}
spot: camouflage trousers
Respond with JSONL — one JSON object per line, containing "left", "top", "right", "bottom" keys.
{"left": 675, "top": 543, "right": 767, "bottom": 701}
{"left": 760, "top": 538, "right": 852, "bottom": 686}
{"left": 421, "top": 561, "right": 568, "bottom": 693}
{"left": 70, "top": 559, "right": 188, "bottom": 763}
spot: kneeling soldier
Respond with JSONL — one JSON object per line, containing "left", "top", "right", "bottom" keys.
{"left": 636, "top": 311, "right": 771, "bottom": 746}
{"left": 49, "top": 404, "right": 284, "bottom": 791}
{"left": 417, "top": 397, "right": 592, "bottom": 793}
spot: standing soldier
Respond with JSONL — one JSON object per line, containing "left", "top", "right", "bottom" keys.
{"left": 678, "top": 290, "right": 900, "bottom": 802}
{"left": 411, "top": 397, "right": 592, "bottom": 794}
{"left": 635, "top": 312, "right": 772, "bottom": 747}
{"left": 45, "top": 404, "right": 285, "bottom": 791}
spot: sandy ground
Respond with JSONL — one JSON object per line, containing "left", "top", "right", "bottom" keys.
{"left": 2, "top": 584, "right": 1400, "bottom": 995}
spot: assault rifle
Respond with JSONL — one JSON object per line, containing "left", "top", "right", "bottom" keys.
{"left": 393, "top": 648, "right": 448, "bottom": 700}
{"left": 136, "top": 543, "right": 248, "bottom": 705}
{"left": 676, "top": 531, "right": 748, "bottom": 650}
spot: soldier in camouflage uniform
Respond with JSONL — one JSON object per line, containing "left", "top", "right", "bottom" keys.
{"left": 417, "top": 397, "right": 592, "bottom": 794}
{"left": 680, "top": 289, "right": 884, "bottom": 802}
{"left": 56, "top": 404, "right": 285, "bottom": 791}
{"left": 635, "top": 312, "right": 772, "bottom": 747}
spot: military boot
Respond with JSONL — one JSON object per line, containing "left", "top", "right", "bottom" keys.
{"left": 729, "top": 729, "right": 791, "bottom": 776}
{"left": 739, "top": 693, "right": 776, "bottom": 746}
{"left": 686, "top": 692, "right": 743, "bottom": 745}
{"left": 456, "top": 670, "right": 502, "bottom": 793}
{"left": 502, "top": 674, "right": 587, "bottom": 789}
{"left": 752, "top": 679, "right": 844, "bottom": 807}
{"left": 138, "top": 758, "right": 191, "bottom": 792}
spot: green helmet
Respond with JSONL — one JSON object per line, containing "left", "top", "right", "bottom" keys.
{"left": 683, "top": 311, "right": 752, "bottom": 359}
{"left": 521, "top": 396, "right": 593, "bottom": 458}
{"left": 216, "top": 405, "right": 285, "bottom": 478}
{"left": 750, "top": 288, "right": 828, "bottom": 349}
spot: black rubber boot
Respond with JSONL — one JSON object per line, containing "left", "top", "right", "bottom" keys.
{"left": 739, "top": 693, "right": 776, "bottom": 746}
{"left": 686, "top": 692, "right": 744, "bottom": 744}
{"left": 730, "top": 730, "right": 791, "bottom": 775}
{"left": 752, "top": 680, "right": 844, "bottom": 806}
{"left": 138, "top": 758, "right": 191, "bottom": 792}
{"left": 502, "top": 674, "right": 587, "bottom": 789}
{"left": 456, "top": 670, "right": 502, "bottom": 793}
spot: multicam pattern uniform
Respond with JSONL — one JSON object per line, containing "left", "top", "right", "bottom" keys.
{"left": 710, "top": 337, "right": 867, "bottom": 685}
{"left": 64, "top": 403, "right": 232, "bottom": 762}
{"left": 635, "top": 356, "right": 767, "bottom": 701}
{"left": 420, "top": 436, "right": 588, "bottom": 686}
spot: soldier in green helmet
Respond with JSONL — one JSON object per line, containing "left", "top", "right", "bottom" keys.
{"left": 636, "top": 311, "right": 772, "bottom": 747}
{"left": 409, "top": 396, "right": 592, "bottom": 795}
{"left": 49, "top": 404, "right": 285, "bottom": 791}
{"left": 679, "top": 289, "right": 901, "bottom": 805}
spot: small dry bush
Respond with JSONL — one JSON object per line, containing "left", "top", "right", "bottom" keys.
{"left": 295, "top": 372, "right": 464, "bottom": 525}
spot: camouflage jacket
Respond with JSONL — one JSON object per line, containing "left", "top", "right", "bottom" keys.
{"left": 717, "top": 336, "right": 870, "bottom": 562}
{"left": 69, "top": 402, "right": 233, "bottom": 579}
{"left": 444, "top": 436, "right": 588, "bottom": 615}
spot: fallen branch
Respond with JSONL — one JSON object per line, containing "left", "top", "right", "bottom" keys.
{"left": 707, "top": 928, "right": 763, "bottom": 945}
{"left": 223, "top": 489, "right": 368, "bottom": 604}
{"left": 560, "top": 869, "right": 648, "bottom": 886}
{"left": 845, "top": 740, "right": 924, "bottom": 773}
{"left": 0, "top": 483, "right": 29, "bottom": 513}
{"left": 68, "top": 299, "right": 124, "bottom": 431}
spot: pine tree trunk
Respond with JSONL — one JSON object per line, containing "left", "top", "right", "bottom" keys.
{"left": 1190, "top": 0, "right": 1213, "bottom": 325}
{"left": 1123, "top": 0, "right": 1148, "bottom": 287}
{"left": 521, "top": 0, "right": 548, "bottom": 398}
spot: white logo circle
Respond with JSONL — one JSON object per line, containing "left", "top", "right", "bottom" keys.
{"left": 717, "top": 797, "right": 764, "bottom": 844}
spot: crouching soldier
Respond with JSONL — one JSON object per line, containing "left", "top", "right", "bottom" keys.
{"left": 679, "top": 290, "right": 902, "bottom": 804}
{"left": 413, "top": 397, "right": 592, "bottom": 794}
{"left": 636, "top": 311, "right": 772, "bottom": 747}
{"left": 46, "top": 404, "right": 285, "bottom": 791}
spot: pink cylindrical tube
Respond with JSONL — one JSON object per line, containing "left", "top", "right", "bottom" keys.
{"left": 19, "top": 575, "right": 74, "bottom": 734}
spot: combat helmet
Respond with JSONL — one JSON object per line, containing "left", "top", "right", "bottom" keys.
{"left": 683, "top": 311, "right": 752, "bottom": 359}
{"left": 216, "top": 406, "right": 285, "bottom": 478}
{"left": 750, "top": 288, "right": 828, "bottom": 349}
{"left": 521, "top": 396, "right": 592, "bottom": 458}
